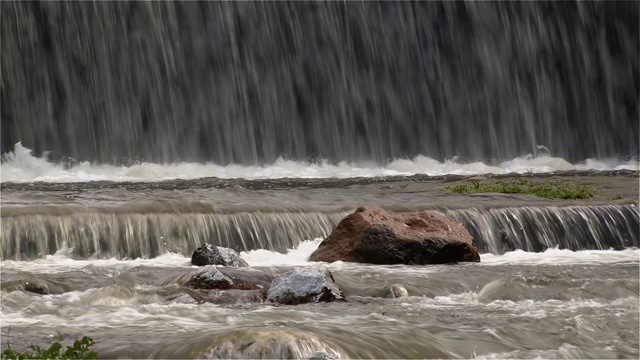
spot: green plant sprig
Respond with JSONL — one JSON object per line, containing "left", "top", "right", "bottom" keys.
{"left": 2, "top": 336, "right": 97, "bottom": 360}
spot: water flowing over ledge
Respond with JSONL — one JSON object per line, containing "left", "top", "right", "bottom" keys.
{"left": 2, "top": 204, "right": 637, "bottom": 261}
{"left": 442, "top": 205, "right": 639, "bottom": 254}
{"left": 2, "top": 2, "right": 638, "bottom": 165}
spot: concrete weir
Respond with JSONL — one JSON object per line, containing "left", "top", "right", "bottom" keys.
{"left": 2, "top": 171, "right": 638, "bottom": 260}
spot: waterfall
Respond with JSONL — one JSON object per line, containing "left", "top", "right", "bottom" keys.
{"left": 444, "top": 204, "right": 639, "bottom": 254}
{"left": 2, "top": 2, "right": 637, "bottom": 165}
{"left": 2, "top": 205, "right": 637, "bottom": 260}
{"left": 0, "top": 212, "right": 348, "bottom": 260}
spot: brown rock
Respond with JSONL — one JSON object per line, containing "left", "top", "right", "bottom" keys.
{"left": 309, "top": 206, "right": 480, "bottom": 264}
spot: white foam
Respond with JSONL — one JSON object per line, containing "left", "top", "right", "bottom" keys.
{"left": 0, "top": 238, "right": 322, "bottom": 272}
{"left": 2, "top": 143, "right": 637, "bottom": 183}
{"left": 3, "top": 241, "right": 638, "bottom": 272}
{"left": 241, "top": 240, "right": 640, "bottom": 267}
{"left": 241, "top": 238, "right": 324, "bottom": 266}
{"left": 480, "top": 247, "right": 640, "bottom": 266}
{"left": 474, "top": 343, "right": 584, "bottom": 359}
{"left": 0, "top": 249, "right": 192, "bottom": 274}
{"left": 244, "top": 241, "right": 640, "bottom": 267}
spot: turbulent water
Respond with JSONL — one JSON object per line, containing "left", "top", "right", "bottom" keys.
{"left": 1, "top": 175, "right": 639, "bottom": 358}
{"left": 1, "top": 143, "right": 639, "bottom": 183}
{"left": 2, "top": 1, "right": 640, "bottom": 359}
{"left": 2, "top": 243, "right": 639, "bottom": 359}
{"left": 2, "top": 182, "right": 638, "bottom": 360}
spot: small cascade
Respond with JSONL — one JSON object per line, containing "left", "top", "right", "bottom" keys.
{"left": 1, "top": 212, "right": 348, "bottom": 260}
{"left": 445, "top": 204, "right": 639, "bottom": 254}
{"left": 1, "top": 204, "right": 637, "bottom": 261}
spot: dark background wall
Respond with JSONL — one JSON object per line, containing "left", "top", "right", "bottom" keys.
{"left": 2, "top": 1, "right": 638, "bottom": 164}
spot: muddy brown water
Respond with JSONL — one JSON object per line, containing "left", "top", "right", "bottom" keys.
{"left": 1, "top": 171, "right": 638, "bottom": 358}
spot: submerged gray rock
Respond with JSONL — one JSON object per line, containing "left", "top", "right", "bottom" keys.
{"left": 201, "top": 289, "right": 267, "bottom": 305}
{"left": 167, "top": 293, "right": 198, "bottom": 304}
{"left": 306, "top": 352, "right": 339, "bottom": 360}
{"left": 199, "top": 330, "right": 342, "bottom": 359}
{"left": 184, "top": 266, "right": 271, "bottom": 292}
{"left": 1, "top": 279, "right": 68, "bottom": 295}
{"left": 267, "top": 266, "right": 345, "bottom": 305}
{"left": 383, "top": 284, "right": 409, "bottom": 298}
{"left": 185, "top": 266, "right": 235, "bottom": 290}
{"left": 191, "top": 244, "right": 249, "bottom": 267}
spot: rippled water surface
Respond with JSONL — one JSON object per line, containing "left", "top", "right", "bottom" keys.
{"left": 2, "top": 244, "right": 638, "bottom": 359}
{"left": 2, "top": 173, "right": 638, "bottom": 358}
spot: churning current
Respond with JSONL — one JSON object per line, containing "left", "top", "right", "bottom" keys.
{"left": 1, "top": 175, "right": 639, "bottom": 358}
{"left": 1, "top": 242, "right": 639, "bottom": 359}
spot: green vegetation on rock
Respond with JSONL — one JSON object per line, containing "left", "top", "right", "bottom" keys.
{"left": 445, "top": 179, "right": 595, "bottom": 199}
{"left": 1, "top": 337, "right": 97, "bottom": 360}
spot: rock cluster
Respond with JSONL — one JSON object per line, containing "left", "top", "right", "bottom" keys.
{"left": 179, "top": 207, "right": 480, "bottom": 306}
{"left": 183, "top": 264, "right": 344, "bottom": 305}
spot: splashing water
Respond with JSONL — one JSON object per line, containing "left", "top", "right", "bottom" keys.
{"left": 1, "top": 143, "right": 637, "bottom": 183}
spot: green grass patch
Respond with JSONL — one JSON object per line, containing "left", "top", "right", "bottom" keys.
{"left": 606, "top": 194, "right": 624, "bottom": 200}
{"left": 2, "top": 336, "right": 97, "bottom": 360}
{"left": 445, "top": 179, "right": 595, "bottom": 199}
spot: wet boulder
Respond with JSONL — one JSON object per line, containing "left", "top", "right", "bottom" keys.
{"left": 201, "top": 289, "right": 268, "bottom": 305}
{"left": 306, "top": 352, "right": 339, "bottom": 360}
{"left": 167, "top": 292, "right": 198, "bottom": 304}
{"left": 24, "top": 281, "right": 50, "bottom": 294}
{"left": 309, "top": 206, "right": 480, "bottom": 265}
{"left": 267, "top": 266, "right": 345, "bottom": 305}
{"left": 185, "top": 266, "right": 234, "bottom": 289}
{"left": 184, "top": 266, "right": 273, "bottom": 292}
{"left": 191, "top": 244, "right": 248, "bottom": 267}
{"left": 477, "top": 277, "right": 532, "bottom": 303}
{"left": 383, "top": 284, "right": 409, "bottom": 298}
{"left": 1, "top": 279, "right": 67, "bottom": 295}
